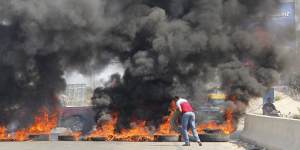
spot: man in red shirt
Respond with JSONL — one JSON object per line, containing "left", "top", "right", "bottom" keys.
{"left": 175, "top": 96, "right": 202, "bottom": 146}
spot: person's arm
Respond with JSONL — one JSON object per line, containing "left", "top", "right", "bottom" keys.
{"left": 271, "top": 104, "right": 277, "bottom": 111}
{"left": 178, "top": 106, "right": 182, "bottom": 112}
{"left": 170, "top": 109, "right": 181, "bottom": 132}
{"left": 176, "top": 100, "right": 182, "bottom": 112}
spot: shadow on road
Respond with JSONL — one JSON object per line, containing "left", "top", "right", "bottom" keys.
{"left": 230, "top": 140, "right": 266, "bottom": 150}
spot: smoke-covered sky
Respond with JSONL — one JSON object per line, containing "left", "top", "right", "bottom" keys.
{"left": 297, "top": 1, "right": 300, "bottom": 29}
{"left": 296, "top": 1, "right": 300, "bottom": 46}
{"left": 0, "top": 0, "right": 294, "bottom": 129}
{"left": 65, "top": 62, "right": 124, "bottom": 87}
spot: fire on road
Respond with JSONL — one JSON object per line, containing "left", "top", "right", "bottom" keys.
{"left": 0, "top": 100, "right": 235, "bottom": 142}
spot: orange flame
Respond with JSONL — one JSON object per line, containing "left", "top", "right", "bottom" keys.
{"left": 88, "top": 100, "right": 236, "bottom": 141}
{"left": 0, "top": 99, "right": 235, "bottom": 142}
{"left": 88, "top": 101, "right": 181, "bottom": 141}
{"left": 15, "top": 129, "right": 27, "bottom": 141}
{"left": 155, "top": 101, "right": 178, "bottom": 135}
{"left": 28, "top": 109, "right": 58, "bottom": 134}
{"left": 197, "top": 107, "right": 235, "bottom": 135}
{"left": 88, "top": 113, "right": 118, "bottom": 141}
{"left": 0, "top": 126, "right": 7, "bottom": 140}
{"left": 0, "top": 108, "right": 58, "bottom": 141}
{"left": 89, "top": 113, "right": 154, "bottom": 141}
{"left": 116, "top": 121, "right": 154, "bottom": 141}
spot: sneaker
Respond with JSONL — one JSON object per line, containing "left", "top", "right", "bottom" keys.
{"left": 197, "top": 141, "right": 202, "bottom": 146}
{"left": 182, "top": 143, "right": 190, "bottom": 146}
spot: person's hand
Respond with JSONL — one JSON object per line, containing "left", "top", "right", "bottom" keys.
{"left": 177, "top": 125, "right": 182, "bottom": 132}
{"left": 178, "top": 108, "right": 182, "bottom": 112}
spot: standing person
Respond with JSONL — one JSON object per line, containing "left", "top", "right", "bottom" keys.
{"left": 174, "top": 96, "right": 202, "bottom": 146}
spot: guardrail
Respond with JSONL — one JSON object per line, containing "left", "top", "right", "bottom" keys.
{"left": 241, "top": 114, "right": 300, "bottom": 150}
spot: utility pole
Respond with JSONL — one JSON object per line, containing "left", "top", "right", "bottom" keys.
{"left": 296, "top": 0, "right": 299, "bottom": 53}
{"left": 281, "top": 0, "right": 297, "bottom": 54}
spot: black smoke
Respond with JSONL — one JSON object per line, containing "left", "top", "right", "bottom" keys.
{"left": 91, "top": 0, "right": 287, "bottom": 129}
{"left": 0, "top": 0, "right": 290, "bottom": 129}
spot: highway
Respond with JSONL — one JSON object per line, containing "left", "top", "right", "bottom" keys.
{"left": 0, "top": 141, "right": 246, "bottom": 150}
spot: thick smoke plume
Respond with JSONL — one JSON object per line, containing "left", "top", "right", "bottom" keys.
{"left": 0, "top": 0, "right": 290, "bottom": 130}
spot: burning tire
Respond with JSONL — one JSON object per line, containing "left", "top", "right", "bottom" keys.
{"left": 154, "top": 135, "right": 180, "bottom": 142}
{"left": 194, "top": 129, "right": 230, "bottom": 142}
{"left": 58, "top": 135, "right": 76, "bottom": 141}
{"left": 87, "top": 136, "right": 106, "bottom": 141}
{"left": 0, "top": 139, "right": 16, "bottom": 142}
{"left": 188, "top": 129, "right": 230, "bottom": 142}
{"left": 28, "top": 134, "right": 50, "bottom": 141}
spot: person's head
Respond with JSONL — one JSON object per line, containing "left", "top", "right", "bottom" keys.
{"left": 267, "top": 97, "right": 273, "bottom": 103}
{"left": 173, "top": 96, "right": 179, "bottom": 101}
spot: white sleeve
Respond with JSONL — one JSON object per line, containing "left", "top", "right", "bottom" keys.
{"left": 176, "top": 98, "right": 187, "bottom": 109}
{"left": 176, "top": 100, "right": 181, "bottom": 109}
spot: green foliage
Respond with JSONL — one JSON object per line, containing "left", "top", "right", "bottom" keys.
{"left": 275, "top": 96, "right": 281, "bottom": 102}
{"left": 289, "top": 74, "right": 300, "bottom": 93}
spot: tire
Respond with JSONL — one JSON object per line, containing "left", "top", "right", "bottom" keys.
{"left": 28, "top": 134, "right": 50, "bottom": 141}
{"left": 88, "top": 137, "right": 106, "bottom": 141}
{"left": 58, "top": 135, "right": 76, "bottom": 141}
{"left": 197, "top": 133, "right": 230, "bottom": 142}
{"left": 0, "top": 139, "right": 16, "bottom": 142}
{"left": 154, "top": 135, "right": 180, "bottom": 142}
{"left": 61, "top": 115, "right": 93, "bottom": 134}
{"left": 189, "top": 129, "right": 230, "bottom": 142}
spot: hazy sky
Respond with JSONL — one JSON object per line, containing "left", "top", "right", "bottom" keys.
{"left": 64, "top": 63, "right": 124, "bottom": 87}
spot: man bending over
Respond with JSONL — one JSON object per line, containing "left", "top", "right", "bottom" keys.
{"left": 174, "top": 96, "right": 202, "bottom": 146}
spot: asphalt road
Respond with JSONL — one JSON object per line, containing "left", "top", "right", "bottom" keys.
{"left": 0, "top": 142, "right": 246, "bottom": 150}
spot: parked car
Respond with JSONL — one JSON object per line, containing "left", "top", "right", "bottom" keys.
{"left": 59, "top": 106, "right": 96, "bottom": 134}
{"left": 197, "top": 88, "right": 228, "bottom": 124}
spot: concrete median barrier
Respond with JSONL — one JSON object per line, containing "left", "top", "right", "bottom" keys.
{"left": 241, "top": 114, "right": 300, "bottom": 150}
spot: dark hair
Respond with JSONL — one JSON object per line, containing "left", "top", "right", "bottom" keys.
{"left": 174, "top": 96, "right": 179, "bottom": 100}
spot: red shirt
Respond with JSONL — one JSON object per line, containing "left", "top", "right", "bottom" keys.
{"left": 176, "top": 98, "right": 193, "bottom": 113}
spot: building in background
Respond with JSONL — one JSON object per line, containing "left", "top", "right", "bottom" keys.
{"left": 62, "top": 60, "right": 124, "bottom": 106}
{"left": 268, "top": 0, "right": 296, "bottom": 52}
{"left": 61, "top": 84, "right": 93, "bottom": 106}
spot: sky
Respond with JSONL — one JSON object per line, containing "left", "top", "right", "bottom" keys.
{"left": 64, "top": 63, "right": 124, "bottom": 88}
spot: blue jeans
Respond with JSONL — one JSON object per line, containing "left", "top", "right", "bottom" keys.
{"left": 181, "top": 112, "right": 201, "bottom": 143}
